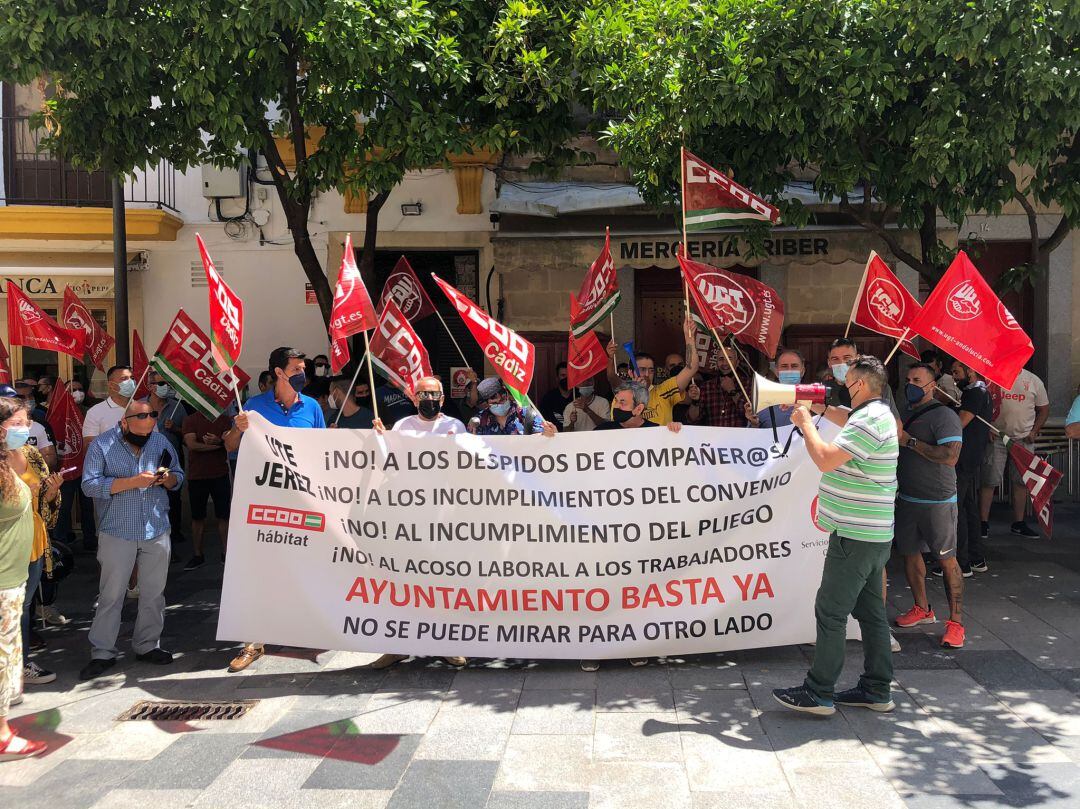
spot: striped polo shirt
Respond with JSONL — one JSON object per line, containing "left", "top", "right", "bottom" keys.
{"left": 816, "top": 399, "right": 899, "bottom": 543}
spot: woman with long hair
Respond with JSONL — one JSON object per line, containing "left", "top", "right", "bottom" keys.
{"left": 0, "top": 397, "right": 46, "bottom": 760}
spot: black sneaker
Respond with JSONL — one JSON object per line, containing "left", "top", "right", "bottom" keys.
{"left": 135, "top": 648, "right": 174, "bottom": 665}
{"left": 835, "top": 685, "right": 895, "bottom": 712}
{"left": 980, "top": 521, "right": 989, "bottom": 540}
{"left": 772, "top": 686, "right": 835, "bottom": 716}
{"left": 970, "top": 558, "right": 988, "bottom": 573}
{"left": 960, "top": 563, "right": 973, "bottom": 578}
{"left": 1011, "top": 521, "right": 1040, "bottom": 539}
{"left": 79, "top": 658, "right": 117, "bottom": 681}
{"left": 931, "top": 565, "right": 943, "bottom": 578}
{"left": 184, "top": 555, "right": 205, "bottom": 570}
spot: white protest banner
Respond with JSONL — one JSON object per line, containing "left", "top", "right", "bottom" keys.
{"left": 218, "top": 415, "right": 849, "bottom": 659}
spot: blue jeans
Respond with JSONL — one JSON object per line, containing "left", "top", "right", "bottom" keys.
{"left": 22, "top": 556, "right": 44, "bottom": 664}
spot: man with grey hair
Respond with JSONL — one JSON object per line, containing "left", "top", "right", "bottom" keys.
{"left": 745, "top": 347, "right": 807, "bottom": 429}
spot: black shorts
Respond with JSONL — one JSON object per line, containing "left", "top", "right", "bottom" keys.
{"left": 188, "top": 475, "right": 231, "bottom": 520}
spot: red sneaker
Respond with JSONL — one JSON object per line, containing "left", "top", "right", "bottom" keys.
{"left": 941, "top": 620, "right": 966, "bottom": 648}
{"left": 895, "top": 604, "right": 936, "bottom": 628}
{"left": 0, "top": 733, "right": 48, "bottom": 762}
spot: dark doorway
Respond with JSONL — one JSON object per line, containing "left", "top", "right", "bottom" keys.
{"left": 782, "top": 324, "right": 901, "bottom": 387}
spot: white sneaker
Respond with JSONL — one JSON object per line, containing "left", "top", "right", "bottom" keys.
{"left": 36, "top": 604, "right": 69, "bottom": 626}
{"left": 890, "top": 634, "right": 902, "bottom": 653}
{"left": 23, "top": 661, "right": 56, "bottom": 685}
{"left": 126, "top": 586, "right": 140, "bottom": 599}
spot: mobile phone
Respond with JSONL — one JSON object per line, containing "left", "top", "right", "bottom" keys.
{"left": 60, "top": 466, "right": 79, "bottom": 477}
{"left": 154, "top": 466, "right": 169, "bottom": 480}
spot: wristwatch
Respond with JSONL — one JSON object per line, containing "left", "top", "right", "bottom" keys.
{"left": 906, "top": 436, "right": 918, "bottom": 449}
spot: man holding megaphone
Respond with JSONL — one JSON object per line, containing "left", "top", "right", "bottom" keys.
{"left": 772, "top": 355, "right": 899, "bottom": 716}
{"left": 745, "top": 349, "right": 809, "bottom": 429}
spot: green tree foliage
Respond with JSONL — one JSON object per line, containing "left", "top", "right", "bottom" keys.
{"left": 575, "top": 0, "right": 1080, "bottom": 283}
{"left": 0, "top": 0, "right": 582, "bottom": 324}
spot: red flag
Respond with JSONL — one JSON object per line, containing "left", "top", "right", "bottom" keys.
{"left": 330, "top": 234, "right": 378, "bottom": 340}
{"left": 62, "top": 287, "right": 115, "bottom": 371}
{"left": 850, "top": 252, "right": 920, "bottom": 360}
{"left": 0, "top": 337, "right": 10, "bottom": 386}
{"left": 566, "top": 328, "right": 608, "bottom": 390}
{"left": 1005, "top": 436, "right": 1063, "bottom": 537}
{"left": 370, "top": 298, "right": 432, "bottom": 393}
{"left": 908, "top": 251, "right": 1033, "bottom": 390}
{"left": 329, "top": 337, "right": 350, "bottom": 375}
{"left": 151, "top": 310, "right": 251, "bottom": 419}
{"left": 682, "top": 148, "right": 780, "bottom": 232}
{"left": 6, "top": 282, "right": 85, "bottom": 359}
{"left": 197, "top": 233, "right": 244, "bottom": 373}
{"left": 678, "top": 254, "right": 785, "bottom": 358}
{"left": 132, "top": 330, "right": 151, "bottom": 399}
{"left": 571, "top": 231, "right": 621, "bottom": 337}
{"left": 433, "top": 274, "right": 535, "bottom": 398}
{"left": 46, "top": 379, "right": 86, "bottom": 480}
{"left": 378, "top": 256, "right": 437, "bottom": 322}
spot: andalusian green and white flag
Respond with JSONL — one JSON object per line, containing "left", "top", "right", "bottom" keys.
{"left": 681, "top": 147, "right": 780, "bottom": 232}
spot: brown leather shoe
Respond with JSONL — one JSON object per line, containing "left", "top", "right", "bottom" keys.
{"left": 228, "top": 645, "right": 264, "bottom": 672}
{"left": 369, "top": 653, "right": 408, "bottom": 669}
{"left": 443, "top": 656, "right": 467, "bottom": 667}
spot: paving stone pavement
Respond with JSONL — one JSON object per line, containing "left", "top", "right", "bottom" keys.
{"left": 4, "top": 505, "right": 1079, "bottom": 808}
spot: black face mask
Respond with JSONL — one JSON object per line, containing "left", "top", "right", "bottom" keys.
{"left": 558, "top": 378, "right": 568, "bottom": 390}
{"left": 124, "top": 430, "right": 151, "bottom": 448}
{"left": 612, "top": 407, "right": 636, "bottom": 425}
{"left": 418, "top": 399, "right": 441, "bottom": 419}
{"left": 668, "top": 364, "right": 684, "bottom": 376}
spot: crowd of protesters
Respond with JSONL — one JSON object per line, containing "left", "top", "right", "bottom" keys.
{"left": 1, "top": 317, "right": 1074, "bottom": 758}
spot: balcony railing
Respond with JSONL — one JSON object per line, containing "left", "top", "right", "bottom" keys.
{"left": 0, "top": 115, "right": 177, "bottom": 211}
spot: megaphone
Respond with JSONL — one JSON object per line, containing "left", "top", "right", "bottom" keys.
{"left": 751, "top": 372, "right": 829, "bottom": 413}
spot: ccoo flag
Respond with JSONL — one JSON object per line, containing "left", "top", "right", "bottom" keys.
{"left": 433, "top": 274, "right": 535, "bottom": 399}
{"left": 570, "top": 230, "right": 621, "bottom": 337}
{"left": 1005, "top": 436, "right": 1063, "bottom": 537}
{"left": 682, "top": 148, "right": 780, "bottom": 232}
{"left": 565, "top": 324, "right": 608, "bottom": 390}
{"left": 197, "top": 234, "right": 244, "bottom": 374}
{"left": 370, "top": 298, "right": 432, "bottom": 393}
{"left": 378, "top": 256, "right": 436, "bottom": 322}
{"left": 6, "top": 282, "right": 85, "bottom": 359}
{"left": 849, "top": 252, "right": 920, "bottom": 360}
{"left": 46, "top": 379, "right": 86, "bottom": 480}
{"left": 678, "top": 254, "right": 785, "bottom": 358}
{"left": 907, "top": 251, "right": 1033, "bottom": 390}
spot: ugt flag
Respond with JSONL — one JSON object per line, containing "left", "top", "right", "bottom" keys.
{"left": 1005, "top": 436, "right": 1063, "bottom": 537}
{"left": 329, "top": 337, "right": 350, "bottom": 375}
{"left": 378, "top": 256, "right": 436, "bottom": 322}
{"left": 152, "top": 310, "right": 251, "bottom": 419}
{"left": 433, "top": 275, "right": 535, "bottom": 399}
{"left": 571, "top": 230, "right": 621, "bottom": 337}
{"left": 197, "top": 233, "right": 244, "bottom": 374}
{"left": 849, "top": 251, "right": 920, "bottom": 360}
{"left": 908, "top": 251, "right": 1033, "bottom": 390}
{"left": 678, "top": 254, "right": 785, "bottom": 358}
{"left": 6, "top": 282, "right": 85, "bottom": 359}
{"left": 370, "top": 298, "right": 432, "bottom": 394}
{"left": 132, "top": 330, "right": 152, "bottom": 399}
{"left": 62, "top": 286, "right": 115, "bottom": 371}
{"left": 0, "top": 337, "right": 10, "bottom": 385}
{"left": 46, "top": 379, "right": 85, "bottom": 480}
{"left": 330, "top": 233, "right": 378, "bottom": 341}
{"left": 566, "top": 324, "right": 608, "bottom": 390}
{"left": 682, "top": 148, "right": 780, "bottom": 232}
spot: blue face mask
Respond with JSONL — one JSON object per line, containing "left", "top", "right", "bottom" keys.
{"left": 118, "top": 379, "right": 137, "bottom": 398}
{"left": 4, "top": 426, "right": 30, "bottom": 450}
{"left": 905, "top": 382, "right": 928, "bottom": 406}
{"left": 778, "top": 370, "right": 802, "bottom": 386}
{"left": 830, "top": 363, "right": 850, "bottom": 384}
{"left": 489, "top": 402, "right": 512, "bottom": 417}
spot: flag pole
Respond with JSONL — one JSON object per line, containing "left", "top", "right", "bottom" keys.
{"left": 710, "top": 327, "right": 751, "bottom": 403}
{"left": 846, "top": 253, "right": 874, "bottom": 339}
{"left": 883, "top": 328, "right": 910, "bottom": 365}
{"left": 933, "top": 386, "right": 1001, "bottom": 437}
{"left": 433, "top": 308, "right": 472, "bottom": 368}
{"left": 334, "top": 356, "right": 367, "bottom": 427}
{"left": 608, "top": 313, "right": 617, "bottom": 371}
{"left": 123, "top": 365, "right": 151, "bottom": 413}
{"left": 680, "top": 145, "right": 690, "bottom": 315}
{"left": 362, "top": 329, "right": 381, "bottom": 422}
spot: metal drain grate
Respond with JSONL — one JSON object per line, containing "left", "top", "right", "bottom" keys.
{"left": 117, "top": 700, "right": 259, "bottom": 722}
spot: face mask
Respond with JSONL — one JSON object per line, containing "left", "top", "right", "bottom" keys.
{"left": 778, "top": 370, "right": 802, "bottom": 386}
{"left": 286, "top": 371, "right": 306, "bottom": 393}
{"left": 327, "top": 394, "right": 339, "bottom": 410}
{"left": 118, "top": 379, "right": 137, "bottom": 398}
{"left": 155, "top": 384, "right": 172, "bottom": 399}
{"left": 354, "top": 392, "right": 372, "bottom": 408}
{"left": 489, "top": 402, "right": 512, "bottom": 417}
{"left": 124, "top": 430, "right": 151, "bottom": 448}
{"left": 4, "top": 426, "right": 30, "bottom": 450}
{"left": 418, "top": 399, "right": 441, "bottom": 419}
{"left": 612, "top": 407, "right": 636, "bottom": 424}
{"left": 315, "top": 366, "right": 327, "bottom": 377}
{"left": 557, "top": 378, "right": 568, "bottom": 390}
{"left": 830, "top": 363, "right": 850, "bottom": 384}
{"left": 578, "top": 385, "right": 595, "bottom": 397}
{"left": 905, "top": 383, "right": 928, "bottom": 406}
{"left": 668, "top": 364, "right": 684, "bottom": 376}
{"left": 71, "top": 391, "right": 85, "bottom": 404}
{"left": 32, "top": 391, "right": 45, "bottom": 405}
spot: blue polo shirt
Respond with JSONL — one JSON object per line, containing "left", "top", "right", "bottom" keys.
{"left": 244, "top": 390, "right": 326, "bottom": 428}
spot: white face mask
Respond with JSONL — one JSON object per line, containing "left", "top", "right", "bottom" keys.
{"left": 71, "top": 391, "right": 85, "bottom": 404}
{"left": 315, "top": 366, "right": 327, "bottom": 377}
{"left": 155, "top": 384, "right": 172, "bottom": 399}
{"left": 328, "top": 393, "right": 339, "bottom": 410}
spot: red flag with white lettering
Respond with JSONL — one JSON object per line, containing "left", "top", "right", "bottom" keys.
{"left": 1005, "top": 436, "right": 1063, "bottom": 537}
{"left": 907, "top": 251, "right": 1033, "bottom": 390}
{"left": 369, "top": 298, "right": 432, "bottom": 393}
{"left": 850, "top": 252, "right": 920, "bottom": 360}
{"left": 0, "top": 337, "right": 10, "bottom": 385}
{"left": 151, "top": 310, "right": 251, "bottom": 419}
{"left": 378, "top": 256, "right": 437, "bottom": 323}
{"left": 677, "top": 254, "right": 785, "bottom": 358}
{"left": 62, "top": 286, "right": 115, "bottom": 371}
{"left": 329, "top": 337, "right": 350, "bottom": 375}
{"left": 682, "top": 148, "right": 780, "bottom": 232}
{"left": 197, "top": 233, "right": 244, "bottom": 374}
{"left": 132, "top": 330, "right": 151, "bottom": 399}
{"left": 565, "top": 323, "right": 608, "bottom": 390}
{"left": 330, "top": 234, "right": 378, "bottom": 340}
{"left": 6, "top": 282, "right": 85, "bottom": 359}
{"left": 433, "top": 275, "right": 534, "bottom": 398}
{"left": 46, "top": 379, "right": 86, "bottom": 480}
{"left": 571, "top": 231, "right": 621, "bottom": 337}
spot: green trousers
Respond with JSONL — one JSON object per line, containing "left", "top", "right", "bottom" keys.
{"left": 804, "top": 533, "right": 894, "bottom": 702}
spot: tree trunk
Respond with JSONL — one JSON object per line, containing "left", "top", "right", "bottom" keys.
{"left": 357, "top": 191, "right": 391, "bottom": 294}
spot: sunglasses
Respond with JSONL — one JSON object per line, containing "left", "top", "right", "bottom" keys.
{"left": 126, "top": 411, "right": 159, "bottom": 421}
{"left": 417, "top": 391, "right": 442, "bottom": 401}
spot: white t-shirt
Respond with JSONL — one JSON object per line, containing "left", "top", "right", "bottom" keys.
{"left": 83, "top": 397, "right": 126, "bottom": 439}
{"left": 28, "top": 421, "right": 52, "bottom": 450}
{"left": 561, "top": 396, "right": 611, "bottom": 432}
{"left": 994, "top": 369, "right": 1049, "bottom": 438}
{"left": 392, "top": 413, "right": 466, "bottom": 435}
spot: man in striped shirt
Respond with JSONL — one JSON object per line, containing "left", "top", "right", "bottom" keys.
{"left": 774, "top": 355, "right": 899, "bottom": 716}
